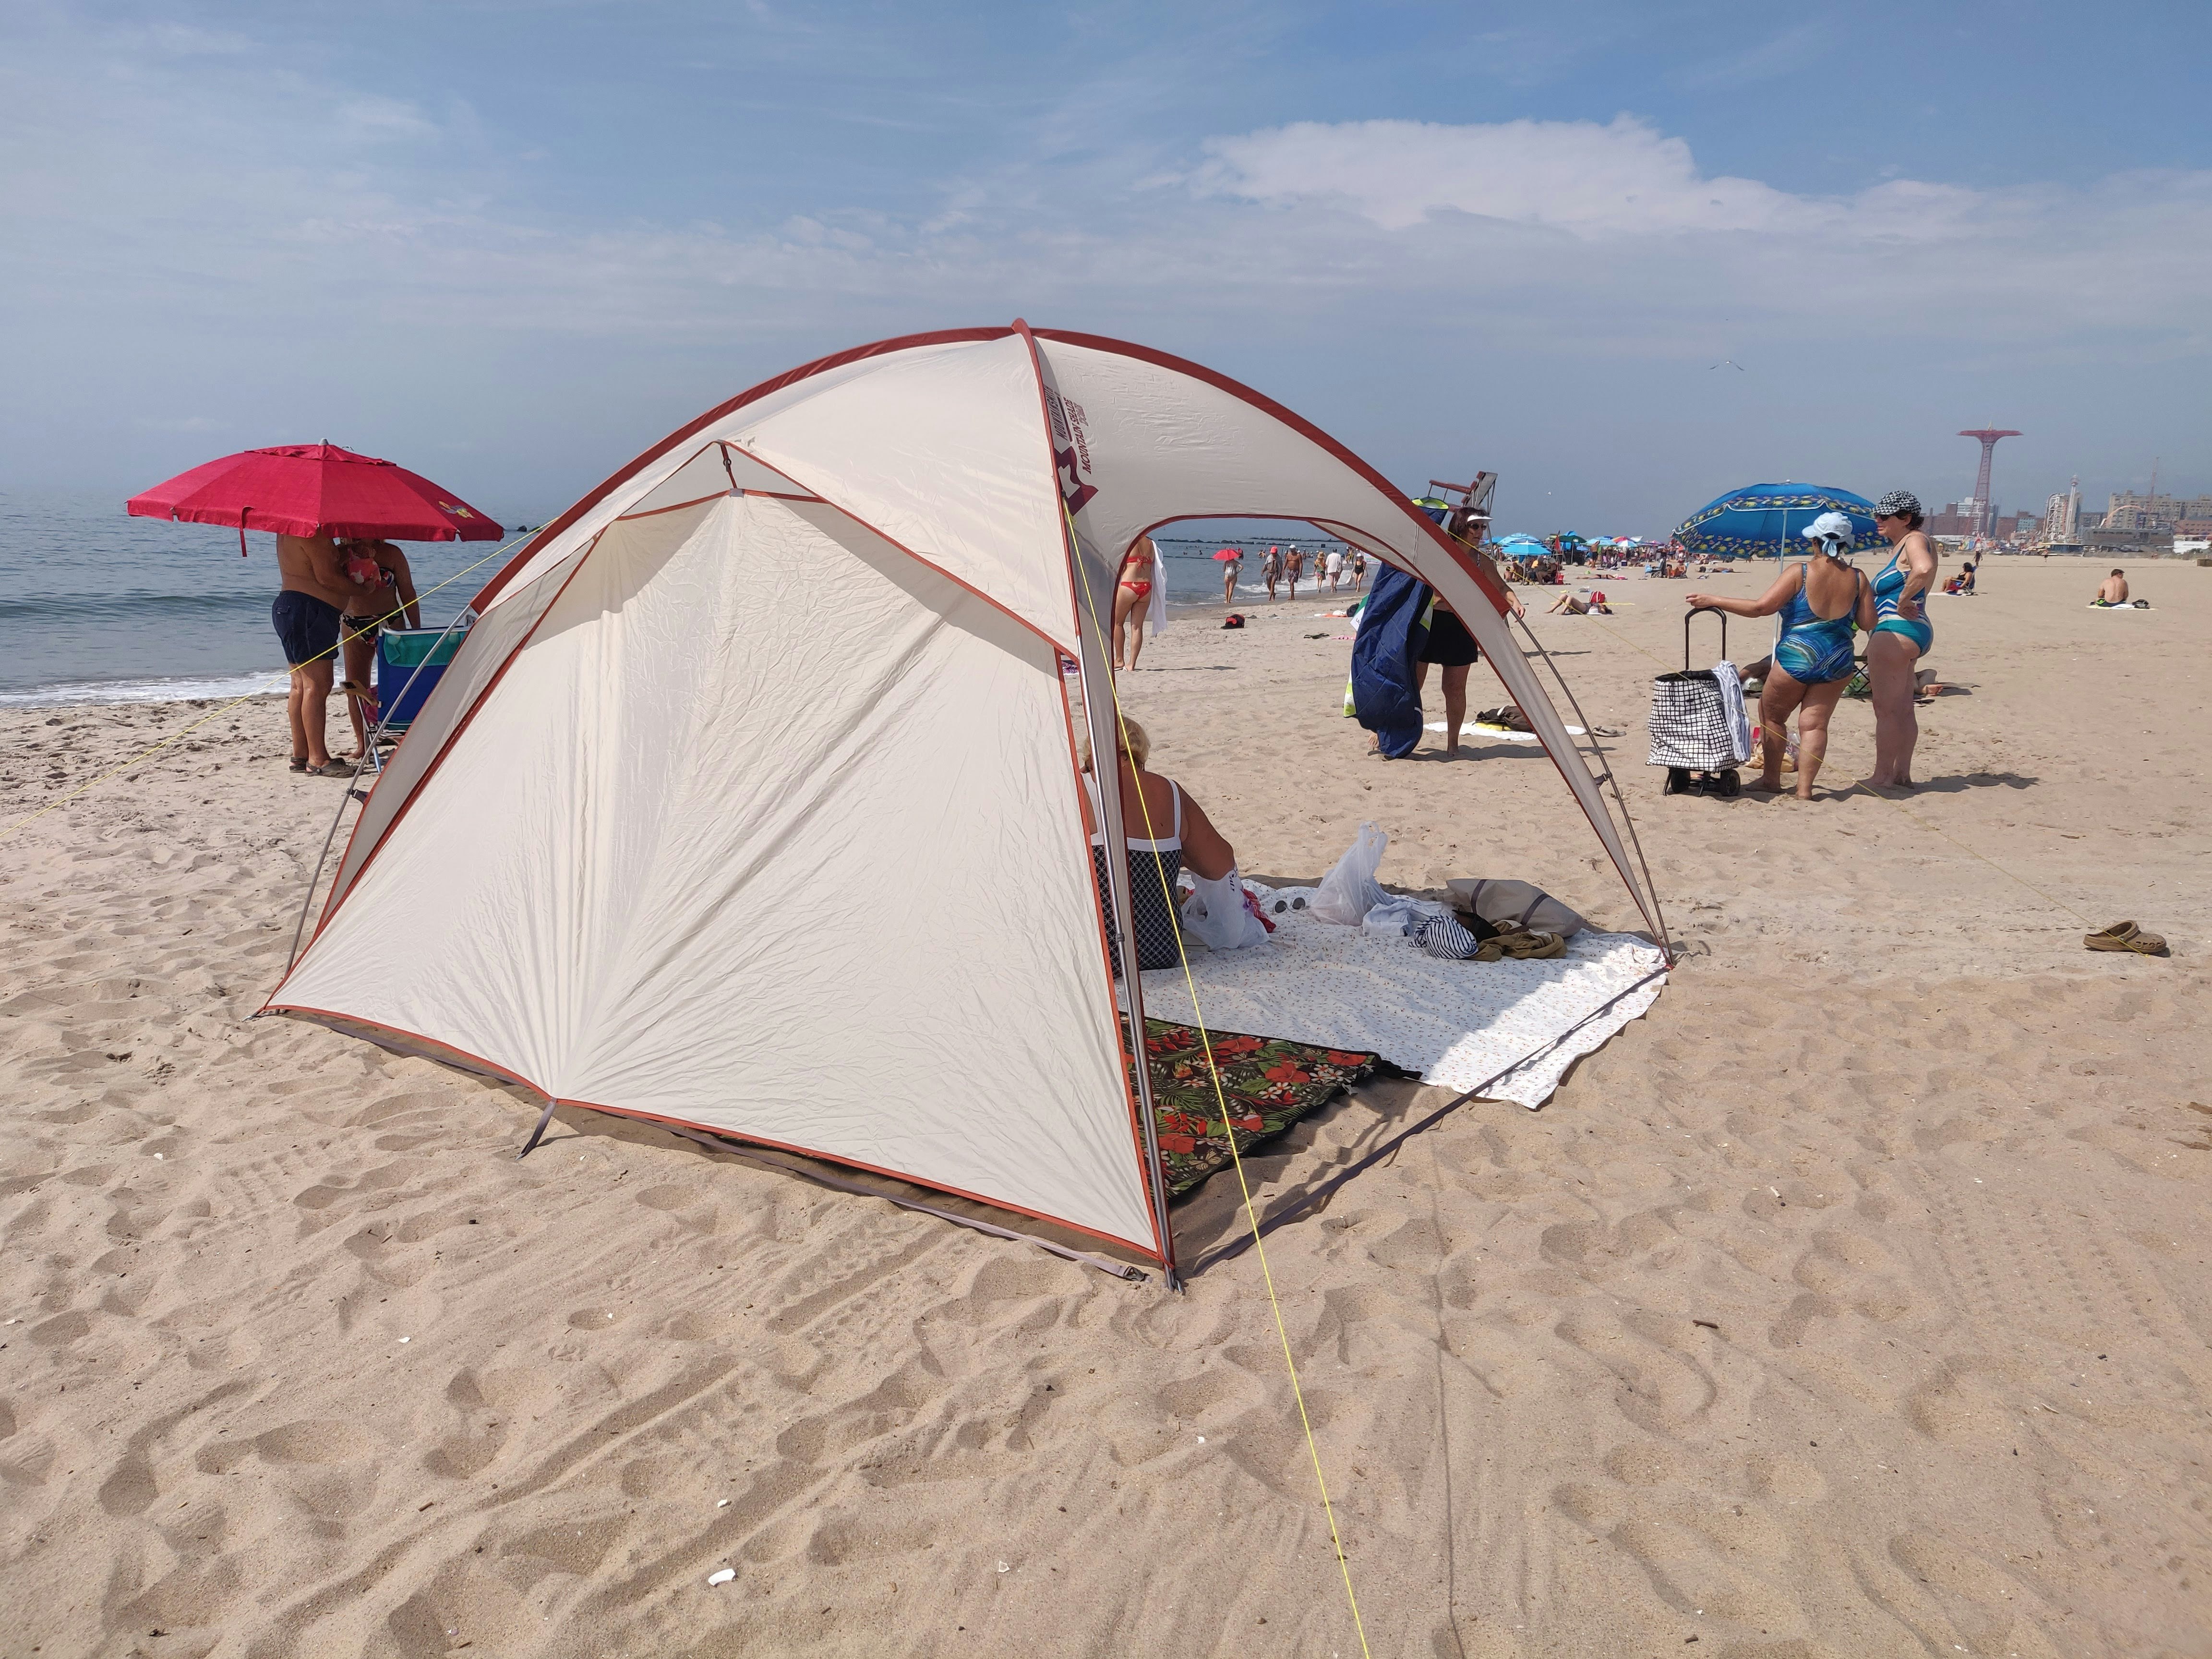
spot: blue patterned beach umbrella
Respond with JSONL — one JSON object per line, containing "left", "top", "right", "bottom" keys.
{"left": 1675, "top": 483, "right": 1880, "bottom": 557}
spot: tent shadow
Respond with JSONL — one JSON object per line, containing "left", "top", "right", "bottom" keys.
{"left": 1169, "top": 1072, "right": 1503, "bottom": 1275}
{"left": 521, "top": 1105, "right": 1167, "bottom": 1280}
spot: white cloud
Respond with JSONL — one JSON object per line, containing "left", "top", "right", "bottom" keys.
{"left": 1194, "top": 115, "right": 1979, "bottom": 240}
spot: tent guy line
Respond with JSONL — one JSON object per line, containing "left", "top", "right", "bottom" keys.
{"left": 1064, "top": 481, "right": 1375, "bottom": 1656}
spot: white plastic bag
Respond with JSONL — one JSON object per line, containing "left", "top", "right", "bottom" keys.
{"left": 1179, "top": 867, "right": 1269, "bottom": 950}
{"left": 1360, "top": 895, "right": 1449, "bottom": 939}
{"left": 1311, "top": 822, "right": 1389, "bottom": 925}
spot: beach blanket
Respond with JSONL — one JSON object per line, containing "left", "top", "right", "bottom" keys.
{"left": 1130, "top": 1019, "right": 1379, "bottom": 1195}
{"left": 1424, "top": 720, "right": 1587, "bottom": 745}
{"left": 1127, "top": 896, "right": 1666, "bottom": 1109}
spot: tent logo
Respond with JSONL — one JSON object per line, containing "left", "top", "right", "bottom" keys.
{"left": 438, "top": 501, "right": 474, "bottom": 518}
{"left": 1045, "top": 390, "right": 1098, "bottom": 517}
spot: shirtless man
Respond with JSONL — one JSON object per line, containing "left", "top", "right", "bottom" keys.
{"left": 2098, "top": 568, "right": 2129, "bottom": 604}
{"left": 273, "top": 533, "right": 356, "bottom": 774}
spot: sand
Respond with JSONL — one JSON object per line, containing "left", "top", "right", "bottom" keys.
{"left": 3, "top": 558, "right": 2207, "bottom": 1657}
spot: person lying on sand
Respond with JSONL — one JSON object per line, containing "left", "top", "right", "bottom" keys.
{"left": 1545, "top": 590, "right": 1613, "bottom": 615}
{"left": 2097, "top": 569, "right": 2129, "bottom": 604}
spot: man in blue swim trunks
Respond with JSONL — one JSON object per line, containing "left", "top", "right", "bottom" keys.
{"left": 272, "top": 533, "right": 357, "bottom": 775}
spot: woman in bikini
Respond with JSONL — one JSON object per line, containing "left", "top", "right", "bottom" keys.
{"left": 1686, "top": 512, "right": 1873, "bottom": 800}
{"left": 1865, "top": 490, "right": 1938, "bottom": 790}
{"left": 1111, "top": 534, "right": 1158, "bottom": 671}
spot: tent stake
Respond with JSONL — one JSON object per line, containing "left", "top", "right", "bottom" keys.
{"left": 516, "top": 1099, "right": 558, "bottom": 1159}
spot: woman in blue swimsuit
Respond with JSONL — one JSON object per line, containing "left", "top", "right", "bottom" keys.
{"left": 1686, "top": 512, "right": 1873, "bottom": 800}
{"left": 1866, "top": 490, "right": 1940, "bottom": 790}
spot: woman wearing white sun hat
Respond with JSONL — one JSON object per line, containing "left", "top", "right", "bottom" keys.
{"left": 1685, "top": 511, "right": 1872, "bottom": 800}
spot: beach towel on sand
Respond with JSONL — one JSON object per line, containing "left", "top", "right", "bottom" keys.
{"left": 1127, "top": 1018, "right": 1380, "bottom": 1195}
{"left": 1351, "top": 563, "right": 1429, "bottom": 757}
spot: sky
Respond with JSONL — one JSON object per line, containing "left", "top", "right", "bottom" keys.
{"left": 3, "top": 0, "right": 2208, "bottom": 535}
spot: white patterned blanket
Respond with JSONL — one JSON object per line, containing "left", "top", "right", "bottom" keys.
{"left": 1127, "top": 898, "right": 1667, "bottom": 1110}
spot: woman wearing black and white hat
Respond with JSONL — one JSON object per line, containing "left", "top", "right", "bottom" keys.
{"left": 1867, "top": 490, "right": 1939, "bottom": 789}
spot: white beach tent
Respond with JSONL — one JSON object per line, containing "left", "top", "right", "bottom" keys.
{"left": 266, "top": 324, "right": 1664, "bottom": 1282}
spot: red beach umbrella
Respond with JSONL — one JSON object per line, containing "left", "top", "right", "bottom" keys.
{"left": 127, "top": 442, "right": 503, "bottom": 553}
{"left": 1211, "top": 547, "right": 1242, "bottom": 561}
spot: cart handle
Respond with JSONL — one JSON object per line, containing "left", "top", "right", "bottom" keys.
{"left": 1683, "top": 605, "right": 1727, "bottom": 672}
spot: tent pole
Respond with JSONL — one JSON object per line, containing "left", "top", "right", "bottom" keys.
{"left": 1017, "top": 323, "right": 1182, "bottom": 1288}
{"left": 1076, "top": 604, "right": 1182, "bottom": 1290}
{"left": 516, "top": 1099, "right": 558, "bottom": 1159}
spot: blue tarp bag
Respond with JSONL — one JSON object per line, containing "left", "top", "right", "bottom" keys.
{"left": 1350, "top": 563, "right": 1429, "bottom": 758}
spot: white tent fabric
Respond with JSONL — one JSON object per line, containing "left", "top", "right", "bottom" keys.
{"left": 269, "top": 324, "right": 1664, "bottom": 1274}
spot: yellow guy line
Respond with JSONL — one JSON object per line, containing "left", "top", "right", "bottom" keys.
{"left": 2, "top": 531, "right": 531, "bottom": 843}
{"left": 1072, "top": 534, "right": 1372, "bottom": 1659}
{"left": 1575, "top": 607, "right": 2095, "bottom": 927}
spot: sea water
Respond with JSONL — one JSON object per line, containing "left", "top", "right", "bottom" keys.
{"left": 0, "top": 493, "right": 544, "bottom": 706}
{"left": 0, "top": 496, "right": 1347, "bottom": 707}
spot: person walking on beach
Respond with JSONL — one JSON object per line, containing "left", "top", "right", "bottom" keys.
{"left": 1350, "top": 550, "right": 1367, "bottom": 591}
{"left": 272, "top": 533, "right": 357, "bottom": 775}
{"left": 1324, "top": 546, "right": 1345, "bottom": 594}
{"left": 1685, "top": 513, "right": 1873, "bottom": 801}
{"left": 1111, "top": 535, "right": 1158, "bottom": 671}
{"left": 1220, "top": 546, "right": 1243, "bottom": 605}
{"left": 1865, "top": 491, "right": 1938, "bottom": 791}
{"left": 1261, "top": 544, "right": 1283, "bottom": 601}
{"left": 1285, "top": 545, "right": 1304, "bottom": 600}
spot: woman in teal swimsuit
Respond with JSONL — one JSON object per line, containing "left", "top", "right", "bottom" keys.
{"left": 1866, "top": 490, "right": 1939, "bottom": 789}
{"left": 1686, "top": 512, "right": 1873, "bottom": 800}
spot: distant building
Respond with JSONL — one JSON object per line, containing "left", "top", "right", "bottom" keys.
{"left": 2100, "top": 491, "right": 2212, "bottom": 533}
{"left": 2042, "top": 477, "right": 2081, "bottom": 544}
{"left": 1926, "top": 500, "right": 1982, "bottom": 536}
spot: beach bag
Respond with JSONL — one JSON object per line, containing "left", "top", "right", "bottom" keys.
{"left": 1648, "top": 608, "right": 1746, "bottom": 769}
{"left": 1446, "top": 878, "right": 1586, "bottom": 939}
{"left": 1311, "top": 822, "right": 1389, "bottom": 924}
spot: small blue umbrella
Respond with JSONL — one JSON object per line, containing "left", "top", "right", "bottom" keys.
{"left": 1496, "top": 533, "right": 1546, "bottom": 551}
{"left": 1675, "top": 483, "right": 1880, "bottom": 558}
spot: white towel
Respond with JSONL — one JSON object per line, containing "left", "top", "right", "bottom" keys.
{"left": 1147, "top": 569, "right": 1168, "bottom": 635}
{"left": 1711, "top": 660, "right": 1755, "bottom": 764}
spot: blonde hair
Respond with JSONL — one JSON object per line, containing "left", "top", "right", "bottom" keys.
{"left": 1073, "top": 716, "right": 1151, "bottom": 771}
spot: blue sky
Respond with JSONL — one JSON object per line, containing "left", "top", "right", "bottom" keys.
{"left": 4, "top": 0, "right": 2207, "bottom": 534}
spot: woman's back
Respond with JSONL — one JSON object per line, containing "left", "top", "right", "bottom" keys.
{"left": 1787, "top": 556, "right": 1863, "bottom": 625}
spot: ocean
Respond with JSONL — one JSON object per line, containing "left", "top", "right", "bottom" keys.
{"left": 0, "top": 495, "right": 1348, "bottom": 707}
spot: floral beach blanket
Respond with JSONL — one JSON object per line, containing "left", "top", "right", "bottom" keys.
{"left": 1130, "top": 1019, "right": 1381, "bottom": 1196}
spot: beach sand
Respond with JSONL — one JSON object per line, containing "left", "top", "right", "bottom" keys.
{"left": 3, "top": 559, "right": 2207, "bottom": 1656}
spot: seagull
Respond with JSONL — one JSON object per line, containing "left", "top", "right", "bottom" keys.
{"left": 1709, "top": 359, "right": 1745, "bottom": 371}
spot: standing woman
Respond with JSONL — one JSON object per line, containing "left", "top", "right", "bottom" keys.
{"left": 1111, "top": 534, "right": 1158, "bottom": 672}
{"left": 1685, "top": 512, "right": 1873, "bottom": 800}
{"left": 1866, "top": 490, "right": 1938, "bottom": 789}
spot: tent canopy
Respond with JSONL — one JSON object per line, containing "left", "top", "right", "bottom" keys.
{"left": 266, "top": 324, "right": 1662, "bottom": 1278}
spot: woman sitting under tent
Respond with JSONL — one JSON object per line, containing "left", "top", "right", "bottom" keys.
{"left": 1080, "top": 717, "right": 1237, "bottom": 974}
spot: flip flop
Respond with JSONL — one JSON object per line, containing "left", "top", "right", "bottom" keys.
{"left": 288, "top": 755, "right": 308, "bottom": 772}
{"left": 306, "top": 760, "right": 357, "bottom": 778}
{"left": 2086, "top": 921, "right": 2167, "bottom": 956}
